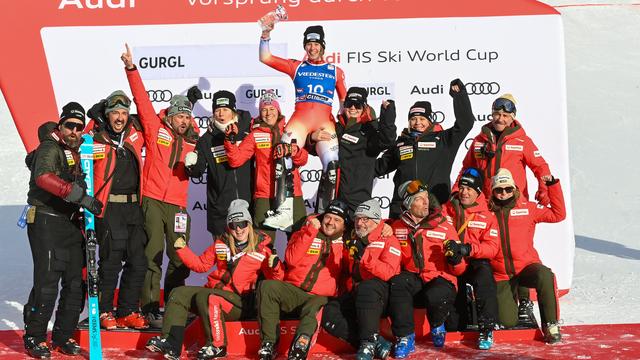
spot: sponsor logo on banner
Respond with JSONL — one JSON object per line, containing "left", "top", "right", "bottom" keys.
{"left": 139, "top": 56, "right": 185, "bottom": 69}
{"left": 194, "top": 116, "right": 210, "bottom": 130}
{"left": 300, "top": 169, "right": 322, "bottom": 183}
{"left": 147, "top": 89, "right": 173, "bottom": 102}
{"left": 58, "top": 0, "right": 135, "bottom": 10}
{"left": 465, "top": 82, "right": 501, "bottom": 95}
{"left": 476, "top": 113, "right": 494, "bottom": 122}
{"left": 373, "top": 196, "right": 391, "bottom": 209}
{"left": 430, "top": 111, "right": 446, "bottom": 124}
{"left": 426, "top": 230, "right": 446, "bottom": 240}
{"left": 505, "top": 145, "right": 524, "bottom": 151}
{"left": 510, "top": 209, "right": 529, "bottom": 216}
{"left": 410, "top": 84, "right": 444, "bottom": 95}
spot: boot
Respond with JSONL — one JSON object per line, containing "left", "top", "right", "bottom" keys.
{"left": 517, "top": 299, "right": 538, "bottom": 328}
{"left": 287, "top": 333, "right": 310, "bottom": 360}
{"left": 374, "top": 334, "right": 392, "bottom": 360}
{"left": 51, "top": 338, "right": 81, "bottom": 356}
{"left": 258, "top": 341, "right": 277, "bottom": 360}
{"left": 355, "top": 340, "right": 375, "bottom": 360}
{"left": 100, "top": 312, "right": 117, "bottom": 330}
{"left": 393, "top": 333, "right": 415, "bottom": 359}
{"left": 543, "top": 322, "right": 562, "bottom": 344}
{"left": 197, "top": 344, "right": 227, "bottom": 359}
{"left": 263, "top": 197, "right": 294, "bottom": 231}
{"left": 146, "top": 336, "right": 180, "bottom": 360}
{"left": 24, "top": 335, "right": 51, "bottom": 359}
{"left": 314, "top": 160, "right": 339, "bottom": 213}
{"left": 263, "top": 158, "right": 295, "bottom": 231}
{"left": 477, "top": 329, "right": 494, "bottom": 350}
{"left": 430, "top": 323, "right": 446, "bottom": 348}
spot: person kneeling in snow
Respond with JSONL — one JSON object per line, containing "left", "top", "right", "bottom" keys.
{"left": 145, "top": 199, "right": 283, "bottom": 359}
{"left": 487, "top": 168, "right": 566, "bottom": 343}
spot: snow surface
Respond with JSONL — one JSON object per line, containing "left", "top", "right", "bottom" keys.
{"left": 0, "top": 0, "right": 639, "bottom": 333}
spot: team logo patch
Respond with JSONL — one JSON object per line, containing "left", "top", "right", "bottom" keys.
{"left": 307, "top": 238, "right": 323, "bottom": 255}
{"left": 510, "top": 209, "right": 529, "bottom": 216}
{"left": 490, "top": 229, "right": 498, "bottom": 237}
{"left": 64, "top": 150, "right": 75, "bottom": 166}
{"left": 129, "top": 132, "right": 139, "bottom": 143}
{"left": 92, "top": 144, "right": 106, "bottom": 160}
{"left": 534, "top": 150, "right": 542, "bottom": 158}
{"left": 505, "top": 144, "right": 524, "bottom": 151}
{"left": 389, "top": 247, "right": 401, "bottom": 256}
{"left": 399, "top": 145, "right": 413, "bottom": 160}
{"left": 341, "top": 133, "right": 359, "bottom": 144}
{"left": 418, "top": 141, "right": 436, "bottom": 149}
{"left": 426, "top": 230, "right": 446, "bottom": 240}
{"left": 212, "top": 145, "right": 228, "bottom": 163}
{"left": 468, "top": 221, "right": 487, "bottom": 229}
{"left": 399, "top": 240, "right": 408, "bottom": 247}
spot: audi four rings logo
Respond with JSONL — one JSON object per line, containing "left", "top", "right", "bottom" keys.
{"left": 373, "top": 196, "right": 391, "bottom": 209}
{"left": 147, "top": 89, "right": 173, "bottom": 102}
{"left": 194, "top": 116, "right": 211, "bottom": 129}
{"left": 191, "top": 174, "right": 207, "bottom": 185}
{"left": 464, "top": 138, "right": 475, "bottom": 150}
{"left": 299, "top": 169, "right": 323, "bottom": 183}
{"left": 430, "top": 111, "right": 445, "bottom": 124}
{"left": 465, "top": 82, "right": 500, "bottom": 95}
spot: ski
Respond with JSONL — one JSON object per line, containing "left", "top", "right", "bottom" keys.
{"left": 80, "top": 134, "right": 103, "bottom": 359}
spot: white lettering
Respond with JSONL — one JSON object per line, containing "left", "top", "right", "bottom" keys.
{"left": 59, "top": 0, "right": 134, "bottom": 9}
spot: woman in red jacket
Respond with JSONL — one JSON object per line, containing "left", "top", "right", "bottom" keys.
{"left": 488, "top": 168, "right": 566, "bottom": 344}
{"left": 145, "top": 200, "right": 284, "bottom": 360}
{"left": 224, "top": 91, "right": 308, "bottom": 235}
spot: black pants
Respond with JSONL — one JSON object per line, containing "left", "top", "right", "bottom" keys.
{"left": 388, "top": 271, "right": 458, "bottom": 337}
{"left": 454, "top": 259, "right": 498, "bottom": 331}
{"left": 24, "top": 212, "right": 85, "bottom": 344}
{"left": 96, "top": 202, "right": 148, "bottom": 316}
{"left": 322, "top": 278, "right": 389, "bottom": 346}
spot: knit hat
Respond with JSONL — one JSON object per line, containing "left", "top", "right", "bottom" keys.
{"left": 324, "top": 199, "right": 350, "bottom": 223}
{"left": 354, "top": 199, "right": 382, "bottom": 221}
{"left": 167, "top": 95, "right": 193, "bottom": 117}
{"left": 459, "top": 168, "right": 484, "bottom": 195}
{"left": 408, "top": 101, "right": 433, "bottom": 119}
{"left": 303, "top": 25, "right": 325, "bottom": 48}
{"left": 492, "top": 93, "right": 517, "bottom": 115}
{"left": 59, "top": 102, "right": 86, "bottom": 125}
{"left": 226, "top": 199, "right": 252, "bottom": 224}
{"left": 491, "top": 168, "right": 516, "bottom": 190}
{"left": 213, "top": 90, "right": 237, "bottom": 112}
{"left": 344, "top": 87, "right": 368, "bottom": 108}
{"left": 398, "top": 179, "right": 429, "bottom": 209}
{"left": 258, "top": 90, "right": 281, "bottom": 115}
{"left": 104, "top": 90, "right": 131, "bottom": 114}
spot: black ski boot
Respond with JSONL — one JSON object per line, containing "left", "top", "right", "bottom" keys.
{"left": 24, "top": 336, "right": 51, "bottom": 359}
{"left": 51, "top": 338, "right": 81, "bottom": 356}
{"left": 197, "top": 344, "right": 227, "bottom": 359}
{"left": 543, "top": 322, "right": 562, "bottom": 344}
{"left": 258, "top": 341, "right": 277, "bottom": 360}
{"left": 287, "top": 334, "right": 311, "bottom": 360}
{"left": 146, "top": 336, "right": 180, "bottom": 360}
{"left": 517, "top": 299, "right": 538, "bottom": 328}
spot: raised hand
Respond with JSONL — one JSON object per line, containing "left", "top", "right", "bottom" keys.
{"left": 121, "top": 43, "right": 135, "bottom": 70}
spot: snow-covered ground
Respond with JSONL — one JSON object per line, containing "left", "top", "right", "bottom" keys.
{"left": 0, "top": 1, "right": 639, "bottom": 331}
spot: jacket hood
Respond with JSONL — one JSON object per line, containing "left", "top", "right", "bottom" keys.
{"left": 480, "top": 119, "right": 525, "bottom": 143}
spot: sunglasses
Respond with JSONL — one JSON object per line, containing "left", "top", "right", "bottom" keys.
{"left": 405, "top": 179, "right": 429, "bottom": 197}
{"left": 62, "top": 121, "right": 85, "bottom": 132}
{"left": 106, "top": 94, "right": 131, "bottom": 109}
{"left": 493, "top": 187, "right": 515, "bottom": 194}
{"left": 492, "top": 98, "right": 516, "bottom": 113}
{"left": 344, "top": 100, "right": 364, "bottom": 110}
{"left": 229, "top": 221, "right": 249, "bottom": 230}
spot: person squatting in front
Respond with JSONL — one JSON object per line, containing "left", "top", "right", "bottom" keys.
{"left": 224, "top": 90, "right": 308, "bottom": 237}
{"left": 307, "top": 87, "right": 397, "bottom": 213}
{"left": 260, "top": 23, "right": 347, "bottom": 225}
{"left": 121, "top": 44, "right": 200, "bottom": 327}
{"left": 84, "top": 91, "right": 149, "bottom": 330}
{"left": 23, "top": 103, "right": 104, "bottom": 358}
{"left": 441, "top": 168, "right": 500, "bottom": 350}
{"left": 487, "top": 168, "right": 566, "bottom": 344}
{"left": 321, "top": 199, "right": 401, "bottom": 360}
{"left": 187, "top": 90, "right": 254, "bottom": 238}
{"left": 375, "top": 79, "right": 474, "bottom": 218}
{"left": 256, "top": 200, "right": 349, "bottom": 360}
{"left": 146, "top": 199, "right": 283, "bottom": 360}
{"left": 387, "top": 180, "right": 464, "bottom": 357}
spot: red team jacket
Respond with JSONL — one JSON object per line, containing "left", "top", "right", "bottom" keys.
{"left": 442, "top": 194, "right": 500, "bottom": 260}
{"left": 177, "top": 234, "right": 284, "bottom": 295}
{"left": 224, "top": 117, "right": 308, "bottom": 199}
{"left": 343, "top": 222, "right": 402, "bottom": 292}
{"left": 490, "top": 181, "right": 566, "bottom": 282}
{"left": 284, "top": 218, "right": 345, "bottom": 297}
{"left": 126, "top": 67, "right": 199, "bottom": 208}
{"left": 391, "top": 212, "right": 465, "bottom": 288}
{"left": 458, "top": 121, "right": 550, "bottom": 199}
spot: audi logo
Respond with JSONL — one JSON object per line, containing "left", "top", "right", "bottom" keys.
{"left": 464, "top": 138, "right": 475, "bottom": 150}
{"left": 465, "top": 82, "right": 500, "bottom": 95}
{"left": 191, "top": 173, "right": 207, "bottom": 185}
{"left": 299, "top": 169, "right": 323, "bottom": 183}
{"left": 373, "top": 196, "right": 391, "bottom": 209}
{"left": 429, "top": 111, "right": 445, "bottom": 124}
{"left": 147, "top": 89, "right": 173, "bottom": 102}
{"left": 194, "top": 116, "right": 211, "bottom": 129}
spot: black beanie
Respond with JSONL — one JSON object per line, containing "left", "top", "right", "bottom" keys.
{"left": 212, "top": 90, "right": 237, "bottom": 112}
{"left": 408, "top": 101, "right": 432, "bottom": 119}
{"left": 345, "top": 87, "right": 368, "bottom": 107}
{"left": 303, "top": 25, "right": 325, "bottom": 48}
{"left": 324, "top": 199, "right": 350, "bottom": 223}
{"left": 59, "top": 102, "right": 86, "bottom": 124}
{"left": 459, "top": 167, "right": 484, "bottom": 195}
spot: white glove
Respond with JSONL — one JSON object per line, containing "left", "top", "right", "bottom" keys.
{"left": 185, "top": 151, "right": 198, "bottom": 167}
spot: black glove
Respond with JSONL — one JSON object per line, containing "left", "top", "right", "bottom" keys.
{"left": 447, "top": 252, "right": 463, "bottom": 265}
{"left": 187, "top": 86, "right": 203, "bottom": 105}
{"left": 65, "top": 183, "right": 104, "bottom": 215}
{"left": 225, "top": 123, "right": 238, "bottom": 143}
{"left": 445, "top": 239, "right": 472, "bottom": 257}
{"left": 545, "top": 176, "right": 559, "bottom": 186}
{"left": 449, "top": 78, "right": 467, "bottom": 97}
{"left": 444, "top": 240, "right": 464, "bottom": 265}
{"left": 87, "top": 100, "right": 107, "bottom": 130}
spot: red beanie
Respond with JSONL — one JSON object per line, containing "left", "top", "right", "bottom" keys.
{"left": 259, "top": 90, "right": 281, "bottom": 115}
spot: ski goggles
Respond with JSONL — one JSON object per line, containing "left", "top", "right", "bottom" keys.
{"left": 229, "top": 221, "right": 249, "bottom": 230}
{"left": 106, "top": 94, "right": 132, "bottom": 109}
{"left": 404, "top": 179, "right": 429, "bottom": 197}
{"left": 62, "top": 121, "right": 85, "bottom": 132}
{"left": 170, "top": 97, "right": 193, "bottom": 109}
{"left": 493, "top": 187, "right": 515, "bottom": 195}
{"left": 492, "top": 98, "right": 516, "bottom": 114}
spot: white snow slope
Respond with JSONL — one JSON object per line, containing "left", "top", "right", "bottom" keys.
{"left": 0, "top": 1, "right": 638, "bottom": 330}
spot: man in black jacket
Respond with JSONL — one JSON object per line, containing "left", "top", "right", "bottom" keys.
{"left": 186, "top": 90, "right": 254, "bottom": 237}
{"left": 375, "top": 79, "right": 474, "bottom": 218}
{"left": 23, "top": 103, "right": 103, "bottom": 358}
